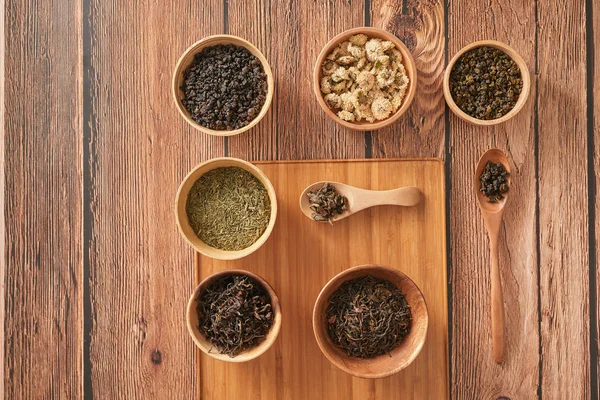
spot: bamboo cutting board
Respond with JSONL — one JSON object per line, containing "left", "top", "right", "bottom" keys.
{"left": 195, "top": 159, "right": 449, "bottom": 399}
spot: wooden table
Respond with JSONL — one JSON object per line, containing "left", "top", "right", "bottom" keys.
{"left": 1, "top": 0, "right": 598, "bottom": 398}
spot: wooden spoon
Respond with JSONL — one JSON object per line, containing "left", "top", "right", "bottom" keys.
{"left": 475, "top": 148, "right": 511, "bottom": 364}
{"left": 300, "top": 181, "right": 421, "bottom": 223}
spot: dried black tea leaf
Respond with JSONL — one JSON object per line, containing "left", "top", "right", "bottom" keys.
{"left": 449, "top": 46, "right": 522, "bottom": 120}
{"left": 307, "top": 182, "right": 349, "bottom": 224}
{"left": 326, "top": 275, "right": 412, "bottom": 358}
{"left": 479, "top": 161, "right": 509, "bottom": 203}
{"left": 197, "top": 275, "right": 274, "bottom": 357}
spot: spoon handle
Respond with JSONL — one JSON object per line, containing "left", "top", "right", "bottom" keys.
{"left": 489, "top": 234, "right": 505, "bottom": 363}
{"left": 355, "top": 187, "right": 421, "bottom": 207}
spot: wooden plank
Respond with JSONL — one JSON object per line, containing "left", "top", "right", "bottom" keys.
{"left": 2, "top": 0, "right": 83, "bottom": 397}
{"left": 447, "top": 0, "right": 539, "bottom": 398}
{"left": 537, "top": 0, "right": 591, "bottom": 397}
{"left": 370, "top": 0, "right": 446, "bottom": 158}
{"left": 85, "top": 0, "right": 224, "bottom": 397}
{"left": 227, "top": 0, "right": 366, "bottom": 161}
{"left": 196, "top": 159, "right": 448, "bottom": 399}
{"left": 593, "top": 0, "right": 600, "bottom": 394}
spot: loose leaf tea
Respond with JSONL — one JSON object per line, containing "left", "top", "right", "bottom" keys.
{"left": 197, "top": 275, "right": 274, "bottom": 357}
{"left": 326, "top": 276, "right": 412, "bottom": 358}
{"left": 480, "top": 161, "right": 509, "bottom": 203}
{"left": 186, "top": 167, "right": 271, "bottom": 250}
{"left": 307, "top": 182, "right": 349, "bottom": 224}
{"left": 449, "top": 46, "right": 522, "bottom": 120}
{"left": 181, "top": 44, "right": 267, "bottom": 130}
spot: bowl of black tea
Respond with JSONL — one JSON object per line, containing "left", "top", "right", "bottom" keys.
{"left": 313, "top": 264, "right": 428, "bottom": 379}
{"left": 187, "top": 269, "right": 281, "bottom": 362}
{"left": 443, "top": 40, "right": 530, "bottom": 126}
{"left": 172, "top": 35, "right": 274, "bottom": 136}
{"left": 175, "top": 157, "right": 277, "bottom": 260}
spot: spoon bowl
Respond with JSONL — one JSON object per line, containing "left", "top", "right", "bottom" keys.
{"left": 300, "top": 181, "right": 421, "bottom": 223}
{"left": 475, "top": 149, "right": 511, "bottom": 213}
{"left": 475, "top": 148, "right": 511, "bottom": 364}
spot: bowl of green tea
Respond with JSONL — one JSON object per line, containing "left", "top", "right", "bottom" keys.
{"left": 176, "top": 157, "right": 277, "bottom": 260}
{"left": 313, "top": 264, "right": 428, "bottom": 379}
{"left": 444, "top": 40, "right": 530, "bottom": 126}
{"left": 186, "top": 269, "right": 282, "bottom": 362}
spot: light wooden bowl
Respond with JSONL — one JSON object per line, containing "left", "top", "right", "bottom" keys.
{"left": 313, "top": 27, "right": 417, "bottom": 131}
{"left": 443, "top": 40, "right": 531, "bottom": 126}
{"left": 172, "top": 35, "right": 274, "bottom": 136}
{"left": 313, "top": 264, "right": 428, "bottom": 379}
{"left": 175, "top": 157, "right": 277, "bottom": 260}
{"left": 186, "top": 269, "right": 282, "bottom": 362}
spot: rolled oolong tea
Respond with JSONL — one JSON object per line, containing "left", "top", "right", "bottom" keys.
{"left": 480, "top": 161, "right": 509, "bottom": 203}
{"left": 449, "top": 46, "right": 523, "bottom": 120}
{"left": 181, "top": 44, "right": 267, "bottom": 130}
{"left": 306, "top": 182, "right": 349, "bottom": 224}
{"left": 197, "top": 275, "right": 274, "bottom": 357}
{"left": 326, "top": 275, "right": 412, "bottom": 358}
{"left": 186, "top": 167, "right": 271, "bottom": 250}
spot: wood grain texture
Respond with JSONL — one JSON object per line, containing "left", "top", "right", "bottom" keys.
{"left": 593, "top": 0, "right": 600, "bottom": 393}
{"left": 196, "top": 159, "right": 448, "bottom": 399}
{"left": 227, "top": 0, "right": 366, "bottom": 161}
{"left": 448, "top": 0, "right": 539, "bottom": 398}
{"left": 2, "top": 0, "right": 83, "bottom": 397}
{"left": 370, "top": 0, "right": 446, "bottom": 158}
{"left": 85, "top": 0, "right": 224, "bottom": 397}
{"left": 538, "top": 0, "right": 590, "bottom": 397}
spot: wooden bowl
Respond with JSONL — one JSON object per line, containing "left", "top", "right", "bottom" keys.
{"left": 313, "top": 27, "right": 417, "bottom": 131}
{"left": 172, "top": 35, "right": 274, "bottom": 136}
{"left": 313, "top": 264, "right": 428, "bottom": 379}
{"left": 443, "top": 40, "right": 531, "bottom": 126}
{"left": 175, "top": 157, "right": 277, "bottom": 260}
{"left": 186, "top": 269, "right": 282, "bottom": 362}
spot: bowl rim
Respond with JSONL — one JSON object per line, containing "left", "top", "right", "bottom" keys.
{"left": 174, "top": 157, "right": 278, "bottom": 260}
{"left": 312, "top": 264, "right": 428, "bottom": 379}
{"left": 442, "top": 39, "right": 531, "bottom": 126}
{"left": 172, "top": 34, "right": 274, "bottom": 137}
{"left": 313, "top": 26, "right": 418, "bottom": 131}
{"left": 186, "top": 269, "right": 282, "bottom": 362}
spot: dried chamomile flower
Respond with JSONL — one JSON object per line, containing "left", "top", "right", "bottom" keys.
{"left": 331, "top": 67, "right": 351, "bottom": 82}
{"left": 347, "top": 43, "right": 365, "bottom": 59}
{"left": 351, "top": 89, "right": 371, "bottom": 109}
{"left": 356, "top": 57, "right": 367, "bottom": 69}
{"left": 365, "top": 38, "right": 384, "bottom": 62}
{"left": 371, "top": 97, "right": 393, "bottom": 120}
{"left": 380, "top": 40, "right": 395, "bottom": 52}
{"left": 337, "top": 110, "right": 355, "bottom": 122}
{"left": 321, "top": 77, "right": 333, "bottom": 94}
{"left": 391, "top": 89, "right": 406, "bottom": 111}
{"left": 340, "top": 93, "right": 355, "bottom": 112}
{"left": 376, "top": 68, "right": 395, "bottom": 88}
{"left": 324, "top": 93, "right": 342, "bottom": 109}
{"left": 390, "top": 49, "right": 403, "bottom": 63}
{"left": 374, "top": 55, "right": 390, "bottom": 68}
{"left": 356, "top": 70, "right": 375, "bottom": 91}
{"left": 349, "top": 34, "right": 368, "bottom": 46}
{"left": 332, "top": 80, "right": 348, "bottom": 93}
{"left": 394, "top": 73, "right": 409, "bottom": 89}
{"left": 322, "top": 60, "right": 339, "bottom": 75}
{"left": 356, "top": 105, "right": 375, "bottom": 123}
{"left": 337, "top": 55, "right": 355, "bottom": 66}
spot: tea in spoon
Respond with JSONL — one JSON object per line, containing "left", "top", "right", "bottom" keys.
{"left": 300, "top": 181, "right": 421, "bottom": 223}
{"left": 475, "top": 148, "right": 511, "bottom": 363}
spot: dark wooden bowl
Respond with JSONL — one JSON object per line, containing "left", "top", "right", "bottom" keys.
{"left": 313, "top": 264, "right": 428, "bottom": 378}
